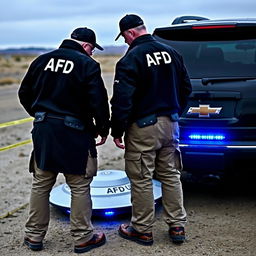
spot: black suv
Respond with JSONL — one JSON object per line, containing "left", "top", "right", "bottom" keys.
{"left": 153, "top": 16, "right": 256, "bottom": 183}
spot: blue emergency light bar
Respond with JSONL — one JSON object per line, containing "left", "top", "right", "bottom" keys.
{"left": 188, "top": 134, "right": 225, "bottom": 140}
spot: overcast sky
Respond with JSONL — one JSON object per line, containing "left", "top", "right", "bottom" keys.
{"left": 1, "top": 0, "right": 255, "bottom": 48}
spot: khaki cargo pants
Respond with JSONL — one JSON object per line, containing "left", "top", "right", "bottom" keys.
{"left": 124, "top": 116, "right": 187, "bottom": 233}
{"left": 24, "top": 153, "right": 97, "bottom": 246}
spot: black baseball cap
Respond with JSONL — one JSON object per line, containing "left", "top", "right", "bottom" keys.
{"left": 71, "top": 27, "right": 103, "bottom": 51}
{"left": 115, "top": 14, "right": 144, "bottom": 41}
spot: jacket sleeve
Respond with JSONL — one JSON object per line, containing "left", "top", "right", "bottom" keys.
{"left": 86, "top": 62, "right": 110, "bottom": 137}
{"left": 18, "top": 60, "right": 37, "bottom": 117}
{"left": 110, "top": 59, "right": 137, "bottom": 138}
{"left": 176, "top": 53, "right": 192, "bottom": 114}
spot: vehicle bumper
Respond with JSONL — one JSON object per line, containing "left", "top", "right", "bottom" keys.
{"left": 180, "top": 140, "right": 256, "bottom": 180}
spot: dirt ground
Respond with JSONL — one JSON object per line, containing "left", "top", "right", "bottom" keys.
{"left": 0, "top": 75, "right": 256, "bottom": 256}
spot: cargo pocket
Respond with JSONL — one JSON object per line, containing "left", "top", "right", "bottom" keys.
{"left": 85, "top": 151, "right": 98, "bottom": 178}
{"left": 124, "top": 151, "right": 143, "bottom": 179}
{"left": 174, "top": 148, "right": 183, "bottom": 171}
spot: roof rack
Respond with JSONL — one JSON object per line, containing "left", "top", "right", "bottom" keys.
{"left": 172, "top": 16, "right": 209, "bottom": 25}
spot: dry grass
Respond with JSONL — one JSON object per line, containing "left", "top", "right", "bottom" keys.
{"left": 0, "top": 54, "right": 120, "bottom": 86}
{"left": 0, "top": 55, "right": 35, "bottom": 73}
{"left": 0, "top": 77, "right": 20, "bottom": 86}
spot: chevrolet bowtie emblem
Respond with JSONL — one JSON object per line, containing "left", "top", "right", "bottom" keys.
{"left": 187, "top": 104, "right": 222, "bottom": 117}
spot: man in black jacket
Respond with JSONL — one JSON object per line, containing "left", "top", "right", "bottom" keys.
{"left": 111, "top": 14, "right": 192, "bottom": 245}
{"left": 18, "top": 27, "right": 109, "bottom": 253}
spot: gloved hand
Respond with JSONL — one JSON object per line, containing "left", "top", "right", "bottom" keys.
{"left": 113, "top": 137, "right": 125, "bottom": 149}
{"left": 96, "top": 136, "right": 107, "bottom": 146}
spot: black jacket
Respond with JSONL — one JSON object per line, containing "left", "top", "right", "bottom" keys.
{"left": 19, "top": 39, "right": 109, "bottom": 137}
{"left": 18, "top": 40, "right": 110, "bottom": 174}
{"left": 111, "top": 34, "right": 192, "bottom": 138}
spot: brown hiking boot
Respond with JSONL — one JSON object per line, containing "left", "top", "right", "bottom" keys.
{"left": 118, "top": 224, "right": 153, "bottom": 246}
{"left": 24, "top": 237, "right": 43, "bottom": 251}
{"left": 74, "top": 233, "right": 106, "bottom": 253}
{"left": 169, "top": 226, "right": 186, "bottom": 244}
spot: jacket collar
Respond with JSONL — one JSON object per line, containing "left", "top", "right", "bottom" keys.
{"left": 128, "top": 34, "right": 156, "bottom": 51}
{"left": 59, "top": 39, "right": 89, "bottom": 55}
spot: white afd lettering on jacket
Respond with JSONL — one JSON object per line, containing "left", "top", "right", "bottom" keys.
{"left": 146, "top": 51, "right": 172, "bottom": 67}
{"left": 44, "top": 58, "right": 74, "bottom": 74}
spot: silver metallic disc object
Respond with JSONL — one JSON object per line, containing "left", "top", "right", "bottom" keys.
{"left": 50, "top": 170, "right": 162, "bottom": 210}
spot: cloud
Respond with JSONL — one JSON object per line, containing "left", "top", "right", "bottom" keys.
{"left": 1, "top": 0, "right": 256, "bottom": 47}
{"left": 2, "top": 0, "right": 255, "bottom": 22}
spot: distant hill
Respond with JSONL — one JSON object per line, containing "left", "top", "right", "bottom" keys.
{"left": 0, "top": 45, "right": 127, "bottom": 56}
{"left": 0, "top": 47, "right": 53, "bottom": 55}
{"left": 96, "top": 45, "right": 127, "bottom": 55}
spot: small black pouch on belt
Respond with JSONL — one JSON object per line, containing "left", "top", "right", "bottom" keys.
{"left": 136, "top": 114, "right": 157, "bottom": 128}
{"left": 170, "top": 113, "right": 179, "bottom": 121}
{"left": 34, "top": 112, "right": 46, "bottom": 122}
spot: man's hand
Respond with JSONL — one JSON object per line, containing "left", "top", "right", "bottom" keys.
{"left": 113, "top": 137, "right": 125, "bottom": 149}
{"left": 96, "top": 136, "right": 107, "bottom": 146}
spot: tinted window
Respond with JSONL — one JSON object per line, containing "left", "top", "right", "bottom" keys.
{"left": 156, "top": 37, "right": 256, "bottom": 79}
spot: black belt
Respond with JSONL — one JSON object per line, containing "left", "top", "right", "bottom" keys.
{"left": 34, "top": 112, "right": 85, "bottom": 131}
{"left": 47, "top": 114, "right": 65, "bottom": 120}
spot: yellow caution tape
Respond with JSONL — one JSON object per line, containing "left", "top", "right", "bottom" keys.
{"left": 0, "top": 117, "right": 33, "bottom": 129}
{"left": 0, "top": 203, "right": 29, "bottom": 219}
{"left": 0, "top": 139, "right": 32, "bottom": 152}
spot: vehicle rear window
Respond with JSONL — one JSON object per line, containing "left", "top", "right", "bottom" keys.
{"left": 155, "top": 36, "right": 256, "bottom": 79}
